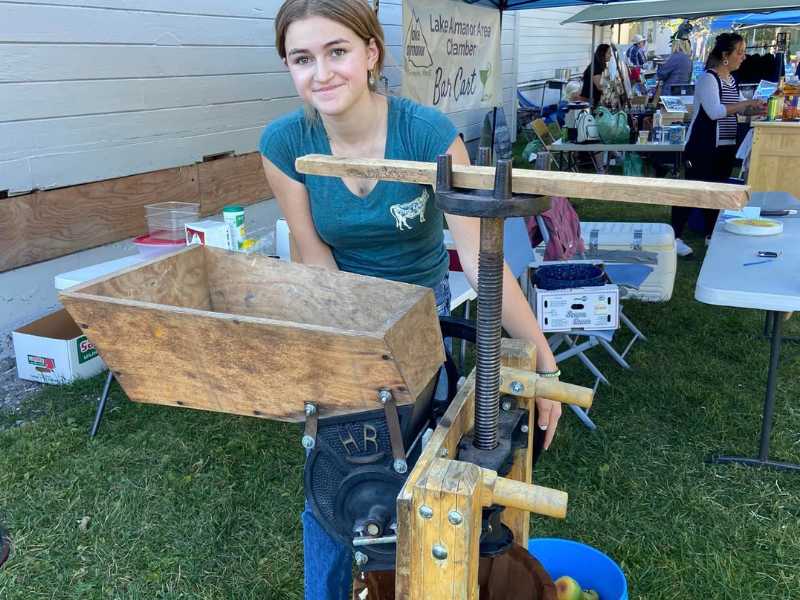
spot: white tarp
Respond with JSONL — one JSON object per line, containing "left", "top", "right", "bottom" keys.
{"left": 402, "top": 0, "right": 502, "bottom": 111}
{"left": 562, "top": 0, "right": 800, "bottom": 25}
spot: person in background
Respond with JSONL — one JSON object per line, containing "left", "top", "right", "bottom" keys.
{"left": 625, "top": 34, "right": 647, "bottom": 68}
{"left": 657, "top": 37, "right": 692, "bottom": 95}
{"left": 579, "top": 43, "right": 611, "bottom": 107}
{"left": 672, "top": 33, "right": 766, "bottom": 257}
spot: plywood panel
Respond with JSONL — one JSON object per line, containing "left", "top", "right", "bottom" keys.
{"left": 2, "top": 74, "right": 295, "bottom": 121}
{"left": 198, "top": 152, "right": 272, "bottom": 215}
{"left": 60, "top": 295, "right": 412, "bottom": 421}
{"left": 79, "top": 246, "right": 211, "bottom": 310}
{"left": 0, "top": 151, "right": 272, "bottom": 272}
{"left": 0, "top": 45, "right": 284, "bottom": 82}
{"left": 202, "top": 247, "right": 424, "bottom": 332}
{"left": 747, "top": 123, "right": 800, "bottom": 198}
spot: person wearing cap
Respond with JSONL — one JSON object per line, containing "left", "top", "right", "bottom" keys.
{"left": 626, "top": 34, "right": 647, "bottom": 67}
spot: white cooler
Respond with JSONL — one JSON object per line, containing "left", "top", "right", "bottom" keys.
{"left": 580, "top": 222, "right": 677, "bottom": 302}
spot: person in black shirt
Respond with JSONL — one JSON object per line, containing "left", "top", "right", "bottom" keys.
{"left": 579, "top": 44, "right": 611, "bottom": 107}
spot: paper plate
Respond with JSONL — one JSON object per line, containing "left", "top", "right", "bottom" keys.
{"left": 723, "top": 218, "right": 783, "bottom": 236}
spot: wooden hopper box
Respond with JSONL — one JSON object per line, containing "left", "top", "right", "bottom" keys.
{"left": 59, "top": 246, "right": 445, "bottom": 421}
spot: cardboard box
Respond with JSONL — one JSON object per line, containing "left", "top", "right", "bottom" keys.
{"left": 185, "top": 220, "right": 230, "bottom": 250}
{"left": 534, "top": 284, "right": 619, "bottom": 332}
{"left": 13, "top": 310, "right": 106, "bottom": 384}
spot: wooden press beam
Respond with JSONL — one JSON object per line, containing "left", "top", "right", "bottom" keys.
{"left": 295, "top": 154, "right": 749, "bottom": 209}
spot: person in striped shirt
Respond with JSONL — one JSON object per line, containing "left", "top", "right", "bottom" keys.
{"left": 672, "top": 33, "right": 766, "bottom": 257}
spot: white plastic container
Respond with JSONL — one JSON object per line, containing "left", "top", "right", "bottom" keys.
{"left": 534, "top": 284, "right": 620, "bottom": 332}
{"left": 145, "top": 201, "right": 199, "bottom": 241}
{"left": 580, "top": 222, "right": 676, "bottom": 302}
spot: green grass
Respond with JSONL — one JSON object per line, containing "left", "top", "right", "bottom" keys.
{"left": 2, "top": 186, "right": 800, "bottom": 599}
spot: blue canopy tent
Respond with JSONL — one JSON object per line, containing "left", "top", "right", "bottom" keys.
{"left": 711, "top": 9, "right": 800, "bottom": 31}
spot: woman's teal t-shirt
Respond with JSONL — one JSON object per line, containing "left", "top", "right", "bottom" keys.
{"left": 259, "top": 96, "right": 458, "bottom": 289}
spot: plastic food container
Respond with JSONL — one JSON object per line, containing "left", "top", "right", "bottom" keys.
{"left": 145, "top": 202, "right": 200, "bottom": 241}
{"left": 133, "top": 234, "right": 186, "bottom": 258}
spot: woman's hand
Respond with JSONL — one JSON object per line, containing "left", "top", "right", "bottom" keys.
{"left": 742, "top": 100, "right": 767, "bottom": 116}
{"left": 535, "top": 396, "right": 562, "bottom": 451}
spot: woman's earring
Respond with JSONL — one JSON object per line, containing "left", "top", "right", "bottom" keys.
{"left": 723, "top": 59, "right": 729, "bottom": 66}
{"left": 368, "top": 72, "right": 375, "bottom": 86}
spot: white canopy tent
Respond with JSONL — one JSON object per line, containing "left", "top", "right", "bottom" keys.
{"left": 562, "top": 0, "right": 800, "bottom": 26}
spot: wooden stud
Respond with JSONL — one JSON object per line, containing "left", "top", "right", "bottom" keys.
{"left": 295, "top": 154, "right": 750, "bottom": 210}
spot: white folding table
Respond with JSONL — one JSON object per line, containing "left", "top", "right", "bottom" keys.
{"left": 695, "top": 191, "right": 800, "bottom": 471}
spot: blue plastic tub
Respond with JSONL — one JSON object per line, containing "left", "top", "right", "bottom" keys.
{"left": 528, "top": 538, "right": 628, "bottom": 600}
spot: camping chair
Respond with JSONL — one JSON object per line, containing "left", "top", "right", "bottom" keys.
{"left": 527, "top": 201, "right": 652, "bottom": 430}
{"left": 530, "top": 119, "right": 561, "bottom": 170}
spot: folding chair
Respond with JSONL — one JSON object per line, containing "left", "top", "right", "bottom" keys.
{"left": 527, "top": 207, "right": 654, "bottom": 430}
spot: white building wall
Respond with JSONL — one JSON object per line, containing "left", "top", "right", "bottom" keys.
{"left": 516, "top": 6, "right": 597, "bottom": 84}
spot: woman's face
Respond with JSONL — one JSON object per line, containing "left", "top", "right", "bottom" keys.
{"left": 604, "top": 49, "right": 612, "bottom": 63}
{"left": 726, "top": 41, "right": 746, "bottom": 71}
{"left": 284, "top": 16, "right": 379, "bottom": 116}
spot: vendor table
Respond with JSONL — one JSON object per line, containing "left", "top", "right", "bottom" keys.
{"left": 695, "top": 191, "right": 800, "bottom": 472}
{"left": 549, "top": 139, "right": 685, "bottom": 174}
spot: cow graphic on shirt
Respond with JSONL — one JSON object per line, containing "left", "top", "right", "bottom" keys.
{"left": 390, "top": 189, "right": 428, "bottom": 231}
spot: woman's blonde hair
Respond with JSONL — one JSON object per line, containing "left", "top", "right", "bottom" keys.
{"left": 671, "top": 38, "right": 691, "bottom": 55}
{"left": 275, "top": 0, "right": 385, "bottom": 92}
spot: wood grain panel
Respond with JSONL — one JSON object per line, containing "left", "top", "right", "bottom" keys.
{"left": 198, "top": 153, "right": 272, "bottom": 215}
{"left": 296, "top": 155, "right": 750, "bottom": 209}
{"left": 0, "top": 164, "right": 199, "bottom": 272}
{"left": 0, "top": 151, "right": 272, "bottom": 272}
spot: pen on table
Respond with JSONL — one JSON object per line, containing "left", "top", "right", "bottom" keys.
{"left": 742, "top": 259, "right": 775, "bottom": 267}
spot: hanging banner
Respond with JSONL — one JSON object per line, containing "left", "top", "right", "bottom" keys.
{"left": 402, "top": 0, "right": 502, "bottom": 111}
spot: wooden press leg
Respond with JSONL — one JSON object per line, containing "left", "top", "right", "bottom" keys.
{"left": 498, "top": 339, "right": 537, "bottom": 545}
{"left": 410, "top": 458, "right": 483, "bottom": 599}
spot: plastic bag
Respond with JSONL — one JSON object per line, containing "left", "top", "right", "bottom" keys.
{"left": 522, "top": 139, "right": 544, "bottom": 162}
{"left": 595, "top": 107, "right": 631, "bottom": 144}
{"left": 623, "top": 152, "right": 644, "bottom": 177}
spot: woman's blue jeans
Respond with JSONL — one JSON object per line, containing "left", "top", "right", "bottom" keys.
{"left": 302, "top": 275, "right": 451, "bottom": 600}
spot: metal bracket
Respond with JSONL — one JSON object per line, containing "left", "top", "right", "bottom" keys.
{"left": 632, "top": 228, "right": 643, "bottom": 251}
{"left": 589, "top": 229, "right": 599, "bottom": 254}
{"left": 302, "top": 402, "right": 318, "bottom": 450}
{"left": 378, "top": 389, "right": 407, "bottom": 473}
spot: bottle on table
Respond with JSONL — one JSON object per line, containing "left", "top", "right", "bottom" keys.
{"left": 653, "top": 109, "right": 663, "bottom": 144}
{"left": 223, "top": 205, "right": 246, "bottom": 251}
{"left": 767, "top": 77, "right": 785, "bottom": 121}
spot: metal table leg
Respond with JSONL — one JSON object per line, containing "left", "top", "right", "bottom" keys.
{"left": 709, "top": 310, "right": 800, "bottom": 472}
{"left": 90, "top": 370, "right": 115, "bottom": 438}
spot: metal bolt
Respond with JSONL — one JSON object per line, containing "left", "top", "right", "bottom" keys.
{"left": 419, "top": 505, "right": 433, "bottom": 519}
{"left": 304, "top": 403, "right": 316, "bottom": 416}
{"left": 448, "top": 511, "right": 463, "bottom": 526}
{"left": 510, "top": 381, "right": 524, "bottom": 394}
{"left": 354, "top": 551, "right": 369, "bottom": 567}
{"left": 521, "top": 424, "right": 529, "bottom": 434}
{"left": 501, "top": 400, "right": 512, "bottom": 411}
{"left": 393, "top": 459, "right": 408, "bottom": 474}
{"left": 439, "top": 448, "right": 448, "bottom": 458}
{"left": 432, "top": 544, "right": 448, "bottom": 560}
{"left": 366, "top": 523, "right": 380, "bottom": 536}
{"left": 378, "top": 389, "right": 392, "bottom": 404}
{"left": 301, "top": 435, "right": 315, "bottom": 450}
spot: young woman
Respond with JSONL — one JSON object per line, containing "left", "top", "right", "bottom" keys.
{"left": 260, "top": 1, "right": 561, "bottom": 597}
{"left": 579, "top": 43, "right": 611, "bottom": 107}
{"left": 672, "top": 33, "right": 766, "bottom": 257}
